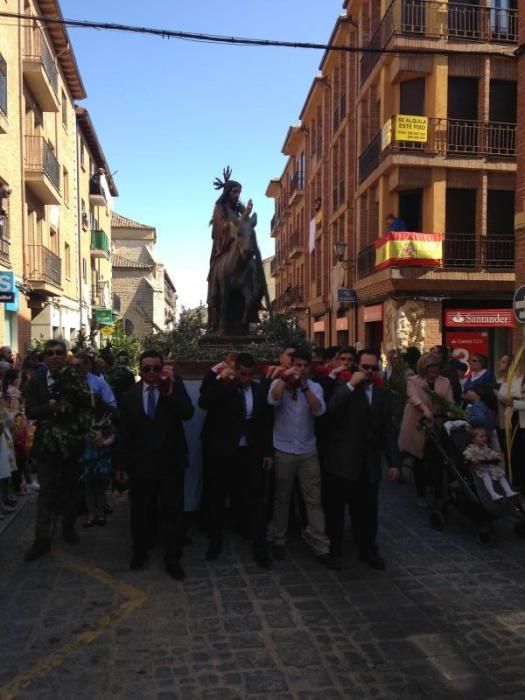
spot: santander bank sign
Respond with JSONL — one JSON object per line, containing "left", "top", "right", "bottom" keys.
{"left": 444, "top": 309, "right": 514, "bottom": 328}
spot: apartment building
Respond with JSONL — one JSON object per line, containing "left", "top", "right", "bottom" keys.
{"left": 111, "top": 213, "right": 175, "bottom": 338}
{"left": 269, "top": 0, "right": 518, "bottom": 360}
{"left": 0, "top": 0, "right": 122, "bottom": 349}
{"left": 514, "top": 6, "right": 525, "bottom": 350}
{"left": 268, "top": 14, "right": 357, "bottom": 348}
{"left": 76, "top": 107, "right": 118, "bottom": 338}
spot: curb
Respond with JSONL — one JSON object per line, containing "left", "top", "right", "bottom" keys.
{"left": 0, "top": 493, "right": 34, "bottom": 537}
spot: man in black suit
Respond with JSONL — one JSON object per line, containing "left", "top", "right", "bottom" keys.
{"left": 23, "top": 339, "right": 82, "bottom": 560}
{"left": 324, "top": 348, "right": 400, "bottom": 570}
{"left": 118, "top": 350, "right": 194, "bottom": 580}
{"left": 198, "top": 353, "right": 273, "bottom": 567}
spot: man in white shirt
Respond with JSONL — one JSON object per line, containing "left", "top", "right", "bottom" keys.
{"left": 268, "top": 349, "right": 339, "bottom": 569}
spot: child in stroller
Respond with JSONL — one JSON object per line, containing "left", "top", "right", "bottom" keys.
{"left": 463, "top": 425, "right": 518, "bottom": 502}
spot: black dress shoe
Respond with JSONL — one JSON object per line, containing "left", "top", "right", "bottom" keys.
{"left": 24, "top": 539, "right": 51, "bottom": 561}
{"left": 62, "top": 526, "right": 79, "bottom": 545}
{"left": 95, "top": 516, "right": 106, "bottom": 526}
{"left": 359, "top": 551, "right": 385, "bottom": 571}
{"left": 271, "top": 544, "right": 286, "bottom": 560}
{"left": 166, "top": 561, "right": 185, "bottom": 581}
{"left": 130, "top": 554, "right": 146, "bottom": 570}
{"left": 317, "top": 553, "right": 342, "bottom": 570}
{"left": 103, "top": 505, "right": 113, "bottom": 515}
{"left": 205, "top": 538, "right": 222, "bottom": 561}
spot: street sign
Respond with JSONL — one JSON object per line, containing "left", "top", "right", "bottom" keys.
{"left": 100, "top": 326, "right": 113, "bottom": 337}
{"left": 337, "top": 288, "right": 357, "bottom": 304}
{"left": 95, "top": 308, "right": 113, "bottom": 325}
{"left": 0, "top": 271, "right": 15, "bottom": 303}
{"left": 513, "top": 285, "right": 525, "bottom": 324}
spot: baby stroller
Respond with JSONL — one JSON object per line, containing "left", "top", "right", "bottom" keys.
{"left": 419, "top": 418, "right": 525, "bottom": 545}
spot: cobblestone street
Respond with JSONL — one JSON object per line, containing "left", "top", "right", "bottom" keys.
{"left": 1, "top": 480, "right": 525, "bottom": 700}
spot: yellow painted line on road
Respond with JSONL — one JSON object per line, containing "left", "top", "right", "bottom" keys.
{"left": 0, "top": 550, "right": 147, "bottom": 700}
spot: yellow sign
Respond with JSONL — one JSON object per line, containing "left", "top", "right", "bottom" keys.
{"left": 100, "top": 326, "right": 113, "bottom": 337}
{"left": 394, "top": 114, "right": 428, "bottom": 143}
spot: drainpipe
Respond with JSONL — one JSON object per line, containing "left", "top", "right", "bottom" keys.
{"left": 75, "top": 120, "right": 83, "bottom": 333}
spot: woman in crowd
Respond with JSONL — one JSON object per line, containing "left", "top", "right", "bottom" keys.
{"left": 399, "top": 353, "right": 453, "bottom": 507}
{"left": 430, "top": 345, "right": 462, "bottom": 404}
{"left": 496, "top": 353, "right": 525, "bottom": 491}
{"left": 463, "top": 353, "right": 496, "bottom": 394}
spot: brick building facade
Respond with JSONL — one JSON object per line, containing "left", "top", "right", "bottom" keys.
{"left": 269, "top": 1, "right": 518, "bottom": 363}
{"left": 514, "top": 5, "right": 525, "bottom": 350}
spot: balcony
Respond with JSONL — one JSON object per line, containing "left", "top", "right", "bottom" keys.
{"left": 0, "top": 235, "right": 9, "bottom": 263}
{"left": 270, "top": 214, "right": 280, "bottom": 237}
{"left": 289, "top": 172, "right": 305, "bottom": 205}
{"left": 22, "top": 26, "right": 59, "bottom": 112}
{"left": 26, "top": 244, "right": 61, "bottom": 292}
{"left": 89, "top": 172, "right": 113, "bottom": 209}
{"left": 270, "top": 255, "right": 280, "bottom": 276}
{"left": 276, "top": 284, "right": 305, "bottom": 311}
{"left": 90, "top": 229, "right": 111, "bottom": 259}
{"left": 361, "top": 0, "right": 517, "bottom": 85}
{"left": 357, "top": 233, "right": 514, "bottom": 279}
{"left": 24, "top": 136, "right": 60, "bottom": 204}
{"left": 358, "top": 118, "right": 516, "bottom": 184}
{"left": 288, "top": 231, "right": 304, "bottom": 259}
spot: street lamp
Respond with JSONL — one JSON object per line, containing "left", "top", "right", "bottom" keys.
{"left": 333, "top": 240, "right": 352, "bottom": 270}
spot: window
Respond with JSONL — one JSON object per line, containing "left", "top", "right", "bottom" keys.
{"left": 64, "top": 242, "right": 71, "bottom": 278}
{"left": 61, "top": 91, "right": 67, "bottom": 129}
{"left": 0, "top": 53, "right": 7, "bottom": 117}
{"left": 62, "top": 167, "right": 69, "bottom": 205}
{"left": 49, "top": 228, "right": 58, "bottom": 254}
{"left": 80, "top": 140, "right": 85, "bottom": 169}
{"left": 81, "top": 199, "right": 88, "bottom": 229}
{"left": 82, "top": 257, "right": 87, "bottom": 282}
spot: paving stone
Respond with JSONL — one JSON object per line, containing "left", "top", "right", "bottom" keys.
{"left": 3, "top": 484, "right": 525, "bottom": 698}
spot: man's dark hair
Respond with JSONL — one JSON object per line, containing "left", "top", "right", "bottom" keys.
{"left": 280, "top": 342, "right": 298, "bottom": 354}
{"left": 404, "top": 347, "right": 421, "bottom": 371}
{"left": 75, "top": 352, "right": 92, "bottom": 367}
{"left": 139, "top": 349, "right": 164, "bottom": 367}
{"left": 338, "top": 346, "right": 356, "bottom": 357}
{"left": 472, "top": 353, "right": 489, "bottom": 369}
{"left": 44, "top": 339, "right": 66, "bottom": 353}
{"left": 469, "top": 383, "right": 497, "bottom": 411}
{"left": 323, "top": 346, "right": 339, "bottom": 361}
{"left": 236, "top": 353, "right": 255, "bottom": 369}
{"left": 292, "top": 349, "right": 312, "bottom": 364}
{"left": 357, "top": 348, "right": 380, "bottom": 364}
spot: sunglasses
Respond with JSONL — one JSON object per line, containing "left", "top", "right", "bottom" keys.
{"left": 45, "top": 350, "right": 65, "bottom": 357}
{"left": 360, "top": 363, "right": 379, "bottom": 371}
{"left": 142, "top": 365, "right": 162, "bottom": 374}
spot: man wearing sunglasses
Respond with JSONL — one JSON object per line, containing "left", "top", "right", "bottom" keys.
{"left": 324, "top": 348, "right": 400, "bottom": 571}
{"left": 118, "top": 350, "right": 193, "bottom": 581}
{"left": 24, "top": 339, "right": 79, "bottom": 560}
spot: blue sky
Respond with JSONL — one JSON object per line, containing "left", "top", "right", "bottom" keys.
{"left": 60, "top": 0, "right": 345, "bottom": 309}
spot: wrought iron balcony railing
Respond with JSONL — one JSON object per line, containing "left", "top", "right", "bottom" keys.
{"left": 358, "top": 118, "right": 516, "bottom": 184}
{"left": 26, "top": 244, "right": 61, "bottom": 287}
{"left": 361, "top": 0, "right": 518, "bottom": 84}
{"left": 356, "top": 233, "right": 514, "bottom": 279}
{"left": 23, "top": 26, "right": 58, "bottom": 94}
{"left": 24, "top": 136, "right": 60, "bottom": 191}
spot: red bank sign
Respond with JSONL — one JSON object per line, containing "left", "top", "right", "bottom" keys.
{"left": 444, "top": 309, "right": 514, "bottom": 328}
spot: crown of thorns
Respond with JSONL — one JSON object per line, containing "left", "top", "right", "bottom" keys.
{"left": 213, "top": 166, "right": 233, "bottom": 191}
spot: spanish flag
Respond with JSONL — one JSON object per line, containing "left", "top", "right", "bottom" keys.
{"left": 374, "top": 232, "right": 443, "bottom": 270}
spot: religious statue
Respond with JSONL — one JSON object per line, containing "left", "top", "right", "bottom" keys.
{"left": 206, "top": 167, "right": 268, "bottom": 336}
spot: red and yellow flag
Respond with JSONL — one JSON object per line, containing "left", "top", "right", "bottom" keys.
{"left": 375, "top": 232, "right": 443, "bottom": 270}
